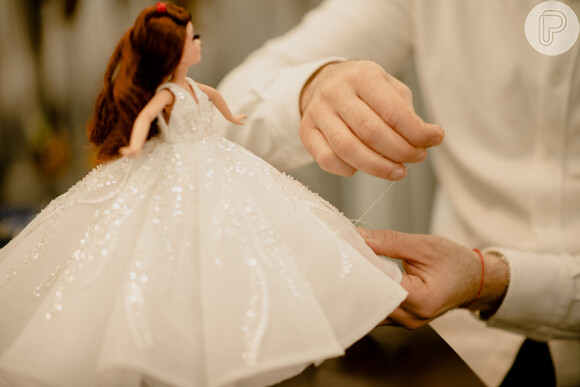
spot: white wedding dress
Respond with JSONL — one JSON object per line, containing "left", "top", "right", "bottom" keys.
{"left": 0, "top": 78, "right": 406, "bottom": 387}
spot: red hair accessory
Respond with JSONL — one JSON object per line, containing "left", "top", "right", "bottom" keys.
{"left": 156, "top": 2, "right": 167, "bottom": 13}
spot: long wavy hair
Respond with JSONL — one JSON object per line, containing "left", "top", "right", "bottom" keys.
{"left": 87, "top": 3, "right": 191, "bottom": 163}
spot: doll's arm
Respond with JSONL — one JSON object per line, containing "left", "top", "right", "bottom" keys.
{"left": 197, "top": 83, "right": 246, "bottom": 125}
{"left": 119, "top": 89, "right": 174, "bottom": 158}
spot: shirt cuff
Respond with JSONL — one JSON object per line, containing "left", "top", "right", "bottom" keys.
{"left": 483, "top": 247, "right": 574, "bottom": 340}
{"left": 252, "top": 57, "right": 345, "bottom": 169}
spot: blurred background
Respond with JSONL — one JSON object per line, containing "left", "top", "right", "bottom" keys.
{"left": 0, "top": 0, "right": 435, "bottom": 247}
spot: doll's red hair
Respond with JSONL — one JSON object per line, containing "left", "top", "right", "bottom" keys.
{"left": 87, "top": 3, "right": 191, "bottom": 163}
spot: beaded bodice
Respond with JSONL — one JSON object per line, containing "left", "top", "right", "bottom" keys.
{"left": 156, "top": 77, "right": 215, "bottom": 143}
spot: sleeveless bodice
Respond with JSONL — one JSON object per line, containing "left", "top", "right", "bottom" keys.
{"left": 156, "top": 77, "right": 215, "bottom": 143}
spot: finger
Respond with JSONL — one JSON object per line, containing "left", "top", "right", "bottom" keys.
{"left": 339, "top": 97, "right": 427, "bottom": 164}
{"left": 310, "top": 110, "right": 407, "bottom": 180}
{"left": 358, "top": 79, "right": 444, "bottom": 148}
{"left": 357, "top": 228, "right": 414, "bottom": 258}
{"left": 387, "top": 306, "right": 431, "bottom": 330}
{"left": 360, "top": 229, "right": 440, "bottom": 270}
{"left": 300, "top": 116, "right": 356, "bottom": 177}
{"left": 398, "top": 273, "right": 444, "bottom": 315}
{"left": 385, "top": 73, "right": 414, "bottom": 107}
{"left": 383, "top": 271, "right": 443, "bottom": 326}
{"left": 377, "top": 317, "right": 396, "bottom": 326}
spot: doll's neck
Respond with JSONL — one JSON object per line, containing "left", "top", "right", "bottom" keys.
{"left": 171, "top": 65, "right": 189, "bottom": 84}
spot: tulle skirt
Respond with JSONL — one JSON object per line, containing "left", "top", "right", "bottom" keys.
{"left": 0, "top": 135, "right": 406, "bottom": 386}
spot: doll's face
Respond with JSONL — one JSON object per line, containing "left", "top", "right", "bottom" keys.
{"left": 180, "top": 22, "right": 201, "bottom": 67}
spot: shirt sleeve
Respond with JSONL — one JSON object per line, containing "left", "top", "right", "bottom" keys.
{"left": 484, "top": 247, "right": 580, "bottom": 341}
{"left": 216, "top": 0, "right": 413, "bottom": 171}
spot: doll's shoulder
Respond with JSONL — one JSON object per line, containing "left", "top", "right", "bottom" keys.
{"left": 185, "top": 77, "right": 203, "bottom": 94}
{"left": 156, "top": 81, "right": 178, "bottom": 94}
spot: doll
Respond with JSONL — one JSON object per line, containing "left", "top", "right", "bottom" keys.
{"left": 0, "top": 3, "right": 406, "bottom": 386}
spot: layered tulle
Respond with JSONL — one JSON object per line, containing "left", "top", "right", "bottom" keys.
{"left": 0, "top": 79, "right": 406, "bottom": 387}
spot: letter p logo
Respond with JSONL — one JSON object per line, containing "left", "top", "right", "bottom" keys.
{"left": 540, "top": 9, "right": 567, "bottom": 46}
{"left": 526, "top": 1, "right": 579, "bottom": 55}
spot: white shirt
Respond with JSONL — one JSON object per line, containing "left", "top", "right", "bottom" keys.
{"left": 218, "top": 1, "right": 580, "bottom": 385}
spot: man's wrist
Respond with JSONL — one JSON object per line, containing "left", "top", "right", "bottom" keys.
{"left": 469, "top": 251, "right": 510, "bottom": 318}
{"left": 299, "top": 61, "right": 341, "bottom": 115}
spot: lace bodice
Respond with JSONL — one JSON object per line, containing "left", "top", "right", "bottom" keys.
{"left": 156, "top": 77, "right": 215, "bottom": 143}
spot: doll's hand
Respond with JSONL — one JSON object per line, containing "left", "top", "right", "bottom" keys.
{"left": 230, "top": 114, "right": 247, "bottom": 126}
{"left": 119, "top": 145, "right": 142, "bottom": 158}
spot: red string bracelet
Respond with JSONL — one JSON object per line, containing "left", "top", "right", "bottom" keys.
{"left": 466, "top": 248, "right": 485, "bottom": 309}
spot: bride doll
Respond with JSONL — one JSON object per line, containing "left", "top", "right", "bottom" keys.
{"left": 0, "top": 3, "right": 406, "bottom": 386}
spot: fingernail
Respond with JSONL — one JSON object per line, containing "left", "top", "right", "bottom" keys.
{"left": 390, "top": 168, "right": 405, "bottom": 181}
{"left": 414, "top": 148, "right": 427, "bottom": 162}
{"left": 356, "top": 227, "right": 372, "bottom": 240}
{"left": 428, "top": 135, "right": 442, "bottom": 147}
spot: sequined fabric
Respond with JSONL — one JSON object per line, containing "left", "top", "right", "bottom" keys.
{"left": 0, "top": 78, "right": 406, "bottom": 387}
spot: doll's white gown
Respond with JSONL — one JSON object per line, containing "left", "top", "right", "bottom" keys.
{"left": 0, "top": 78, "right": 406, "bottom": 387}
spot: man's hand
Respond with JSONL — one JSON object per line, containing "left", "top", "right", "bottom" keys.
{"left": 300, "top": 60, "right": 444, "bottom": 180}
{"left": 358, "top": 228, "right": 509, "bottom": 329}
